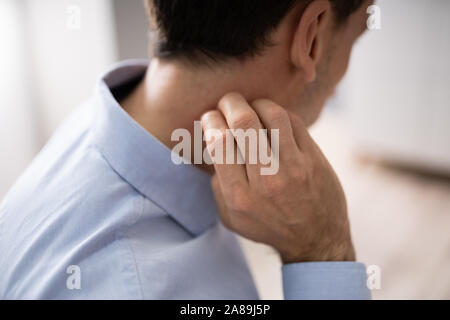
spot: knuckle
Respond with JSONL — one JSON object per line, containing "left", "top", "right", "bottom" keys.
{"left": 206, "top": 129, "right": 227, "bottom": 152}
{"left": 251, "top": 98, "right": 276, "bottom": 108}
{"left": 201, "top": 110, "right": 220, "bottom": 123}
{"left": 251, "top": 98, "right": 270, "bottom": 108}
{"left": 230, "top": 112, "right": 258, "bottom": 130}
{"left": 266, "top": 105, "right": 288, "bottom": 123}
{"left": 252, "top": 99, "right": 287, "bottom": 119}
{"left": 219, "top": 92, "right": 244, "bottom": 108}
{"left": 261, "top": 176, "right": 287, "bottom": 198}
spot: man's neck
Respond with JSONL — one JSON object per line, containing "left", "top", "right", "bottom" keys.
{"left": 121, "top": 57, "right": 278, "bottom": 151}
{"left": 121, "top": 59, "right": 235, "bottom": 150}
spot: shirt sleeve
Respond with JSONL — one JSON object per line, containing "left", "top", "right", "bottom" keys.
{"left": 282, "top": 261, "right": 371, "bottom": 300}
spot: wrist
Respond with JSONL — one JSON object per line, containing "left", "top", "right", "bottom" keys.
{"left": 279, "top": 241, "right": 356, "bottom": 264}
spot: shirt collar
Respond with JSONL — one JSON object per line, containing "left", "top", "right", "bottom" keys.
{"left": 91, "top": 60, "right": 218, "bottom": 236}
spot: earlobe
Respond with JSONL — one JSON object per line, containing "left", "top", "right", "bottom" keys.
{"left": 290, "top": 0, "right": 331, "bottom": 83}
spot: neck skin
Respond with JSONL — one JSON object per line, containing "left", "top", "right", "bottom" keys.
{"left": 121, "top": 58, "right": 251, "bottom": 151}
{"left": 120, "top": 59, "right": 234, "bottom": 174}
{"left": 121, "top": 50, "right": 300, "bottom": 169}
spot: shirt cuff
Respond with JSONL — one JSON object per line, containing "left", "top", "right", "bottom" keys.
{"left": 282, "top": 261, "right": 371, "bottom": 300}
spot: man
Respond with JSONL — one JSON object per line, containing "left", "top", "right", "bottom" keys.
{"left": 0, "top": 0, "right": 372, "bottom": 299}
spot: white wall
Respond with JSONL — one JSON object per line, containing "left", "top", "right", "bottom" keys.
{"left": 25, "top": 0, "right": 118, "bottom": 138}
{"left": 0, "top": 0, "right": 38, "bottom": 198}
{"left": 0, "top": 0, "right": 119, "bottom": 199}
{"left": 345, "top": 0, "right": 450, "bottom": 174}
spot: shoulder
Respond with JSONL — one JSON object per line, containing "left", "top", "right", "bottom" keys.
{"left": 0, "top": 104, "right": 146, "bottom": 299}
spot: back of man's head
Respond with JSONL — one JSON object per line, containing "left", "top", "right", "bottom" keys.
{"left": 147, "top": 0, "right": 365, "bottom": 62}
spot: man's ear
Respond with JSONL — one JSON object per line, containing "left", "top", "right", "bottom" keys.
{"left": 291, "top": 0, "right": 331, "bottom": 82}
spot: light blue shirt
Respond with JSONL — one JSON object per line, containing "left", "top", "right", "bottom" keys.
{"left": 0, "top": 60, "right": 371, "bottom": 300}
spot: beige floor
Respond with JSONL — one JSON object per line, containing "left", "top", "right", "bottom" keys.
{"left": 239, "top": 112, "right": 450, "bottom": 300}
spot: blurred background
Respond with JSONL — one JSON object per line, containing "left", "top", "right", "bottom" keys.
{"left": 0, "top": 0, "right": 449, "bottom": 299}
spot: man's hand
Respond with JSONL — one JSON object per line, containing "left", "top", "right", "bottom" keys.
{"left": 201, "top": 92, "right": 355, "bottom": 264}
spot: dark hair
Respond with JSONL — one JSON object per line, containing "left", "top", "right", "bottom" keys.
{"left": 147, "top": 0, "right": 365, "bottom": 62}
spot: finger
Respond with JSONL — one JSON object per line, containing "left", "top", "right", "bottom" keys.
{"left": 201, "top": 110, "right": 248, "bottom": 189}
{"left": 251, "top": 99, "right": 300, "bottom": 161}
{"left": 210, "top": 175, "right": 234, "bottom": 230}
{"left": 211, "top": 175, "right": 259, "bottom": 240}
{"left": 217, "top": 92, "right": 267, "bottom": 182}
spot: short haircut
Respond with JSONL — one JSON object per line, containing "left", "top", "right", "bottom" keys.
{"left": 147, "top": 0, "right": 365, "bottom": 62}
